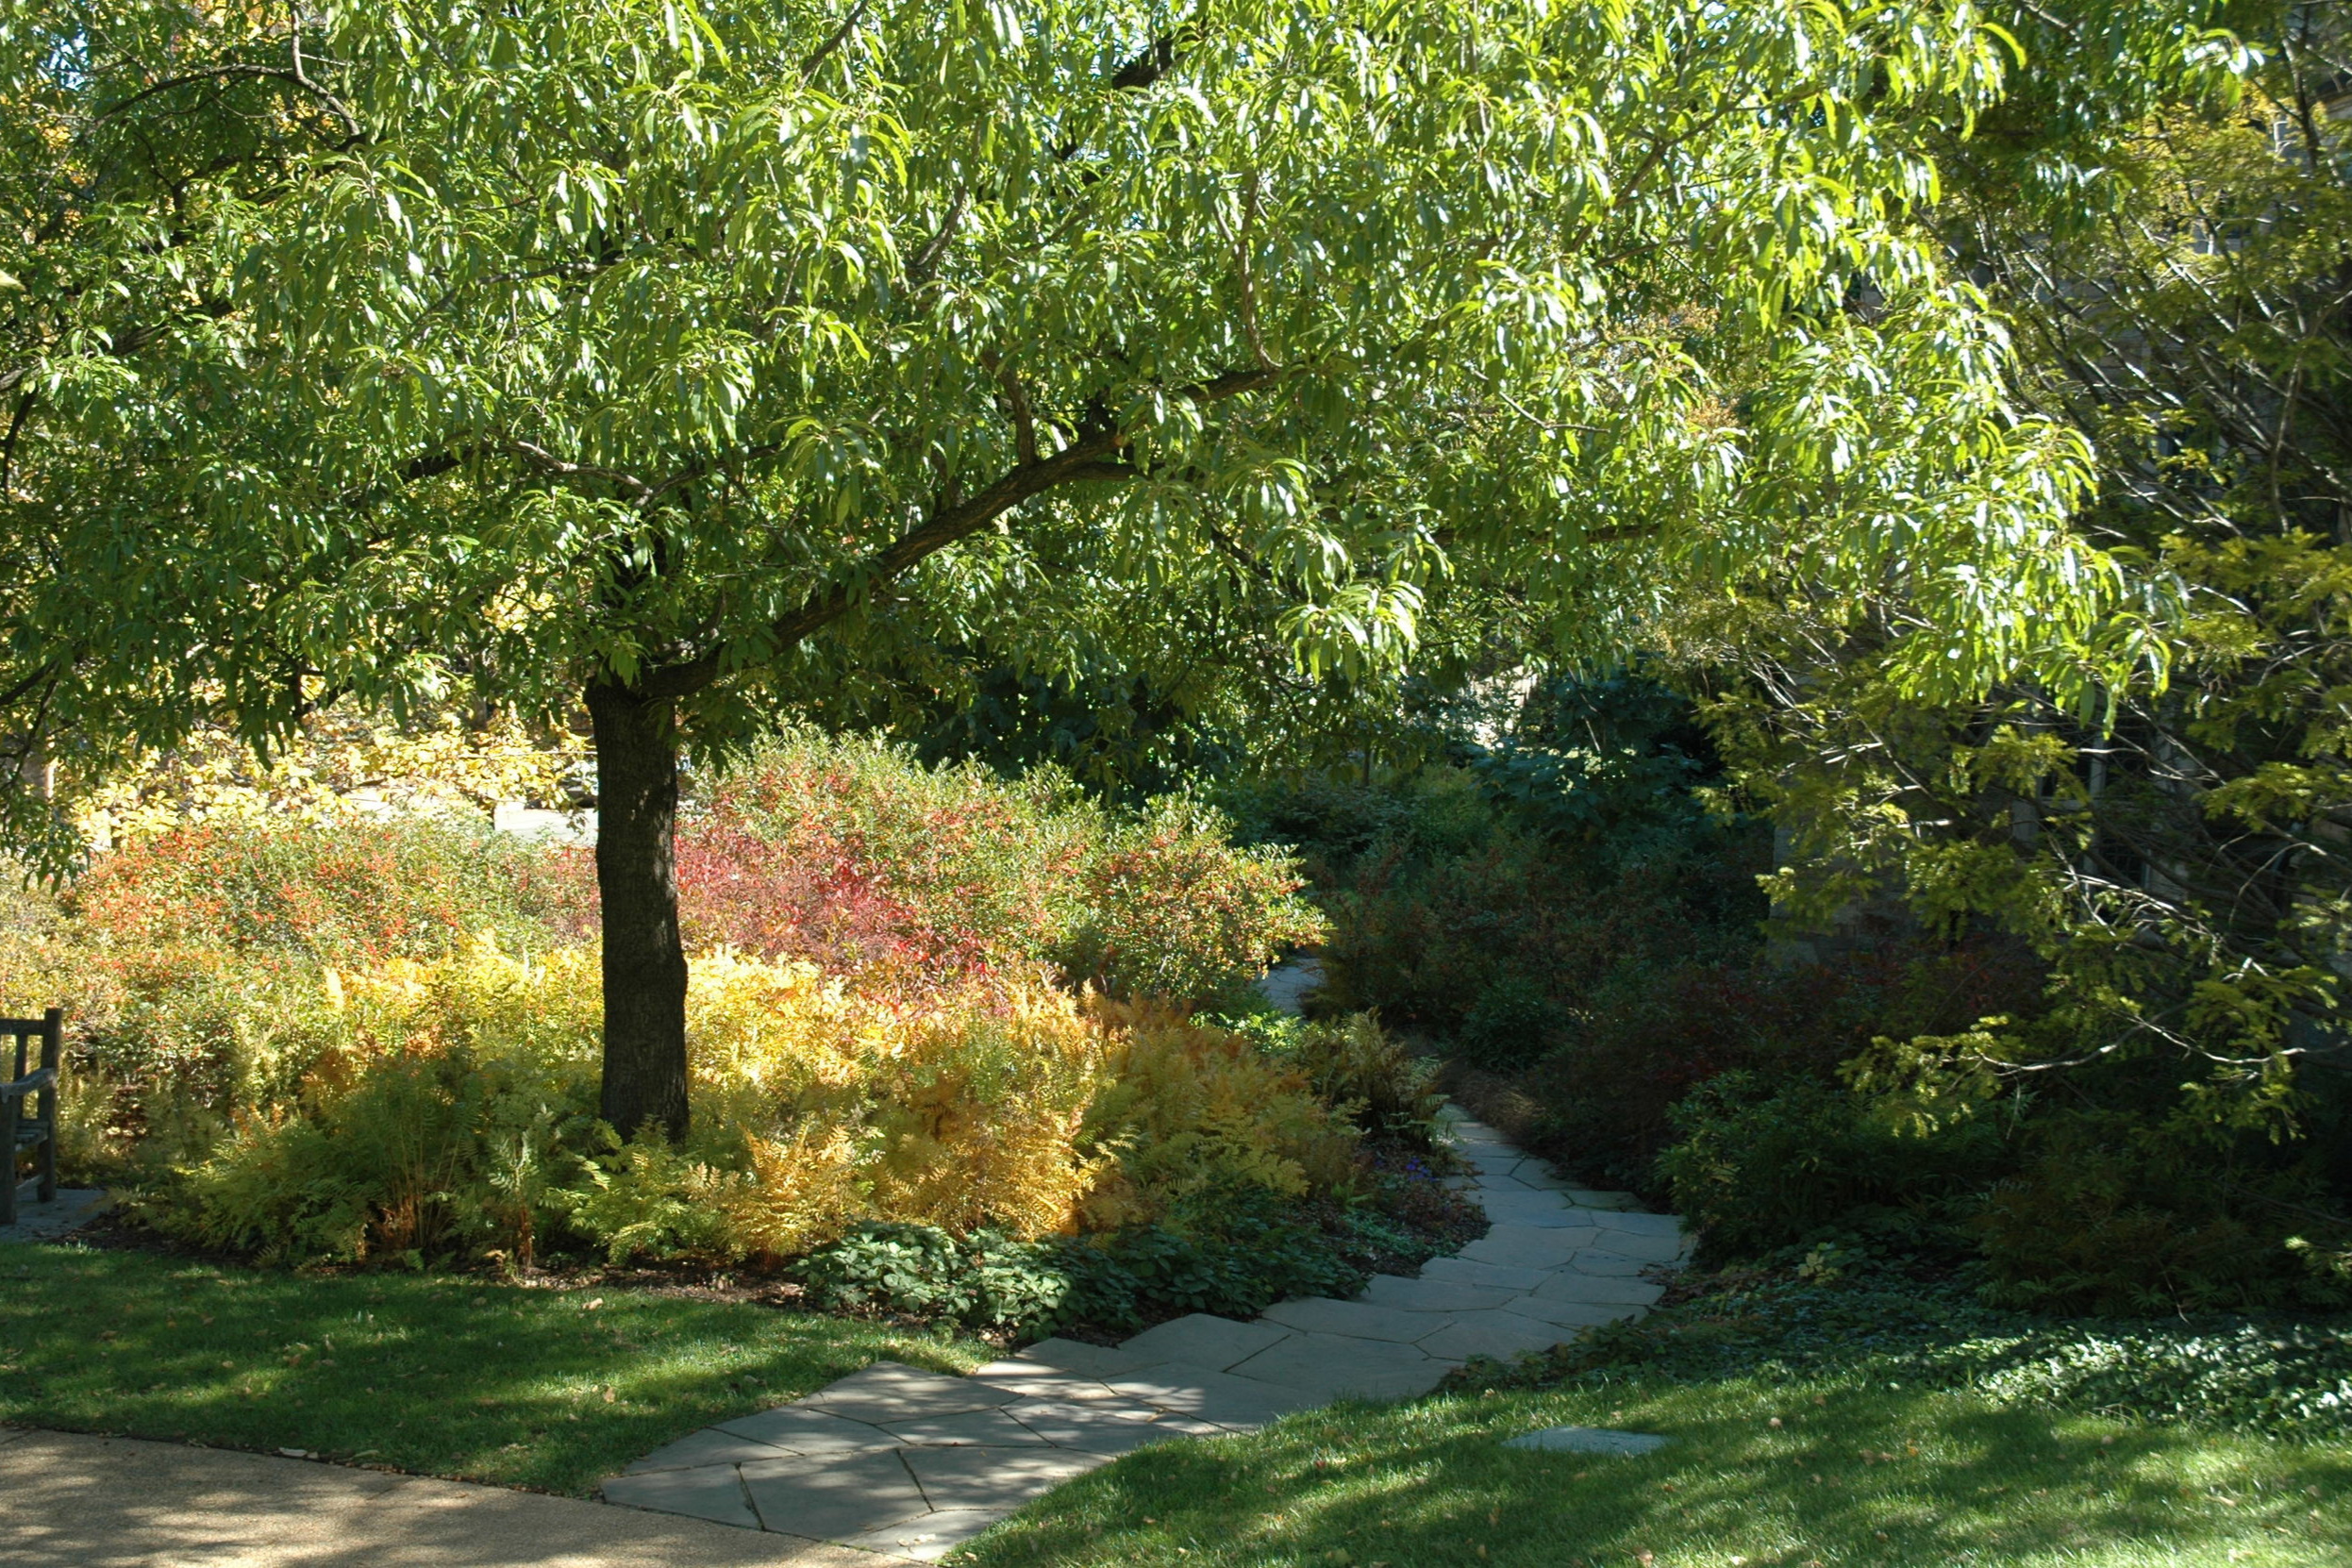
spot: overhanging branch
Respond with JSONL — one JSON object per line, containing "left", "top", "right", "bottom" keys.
{"left": 637, "top": 364, "right": 1288, "bottom": 700}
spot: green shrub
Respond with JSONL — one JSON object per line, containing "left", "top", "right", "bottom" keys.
{"left": 1061, "top": 795, "right": 1326, "bottom": 1008}
{"left": 1476, "top": 1263, "right": 2352, "bottom": 1441}
{"left": 1973, "top": 1110, "right": 2352, "bottom": 1314}
{"left": 150, "top": 1022, "right": 596, "bottom": 1267}
{"left": 1526, "top": 942, "right": 2043, "bottom": 1199}
{"left": 682, "top": 738, "right": 1322, "bottom": 1005}
{"left": 796, "top": 1224, "right": 1076, "bottom": 1332}
{"left": 1456, "top": 976, "right": 1553, "bottom": 1072}
{"left": 793, "top": 1193, "right": 1374, "bottom": 1340}
{"left": 1657, "top": 1073, "right": 2005, "bottom": 1262}
{"left": 68, "top": 815, "right": 578, "bottom": 963}
{"left": 1287, "top": 1012, "right": 1444, "bottom": 1151}
{"left": 1300, "top": 772, "right": 1765, "bottom": 1043}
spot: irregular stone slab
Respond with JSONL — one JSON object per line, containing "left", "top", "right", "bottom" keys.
{"left": 1473, "top": 1172, "right": 1541, "bottom": 1193}
{"left": 900, "top": 1445, "right": 1109, "bottom": 1511}
{"left": 1593, "top": 1209, "right": 1687, "bottom": 1239}
{"left": 1528, "top": 1272, "right": 1665, "bottom": 1307}
{"left": 621, "top": 1427, "right": 793, "bottom": 1475}
{"left": 1581, "top": 1230, "right": 1690, "bottom": 1265}
{"left": 1259, "top": 1295, "right": 1446, "bottom": 1343}
{"left": 1500, "top": 1295, "right": 1645, "bottom": 1329}
{"left": 1006, "top": 1337, "right": 1150, "bottom": 1379}
{"left": 710, "top": 1403, "right": 897, "bottom": 1456}
{"left": 740, "top": 1447, "right": 927, "bottom": 1540}
{"left": 1564, "top": 1249, "right": 1653, "bottom": 1277}
{"left": 1507, "top": 1160, "right": 1570, "bottom": 1190}
{"left": 1359, "top": 1274, "right": 1518, "bottom": 1313}
{"left": 1106, "top": 1362, "right": 1322, "bottom": 1426}
{"left": 1116, "top": 1312, "right": 1293, "bottom": 1372}
{"left": 1563, "top": 1188, "right": 1643, "bottom": 1211}
{"left": 1458, "top": 1224, "right": 1602, "bottom": 1270}
{"left": 601, "top": 1463, "right": 759, "bottom": 1530}
{"left": 1001, "top": 1398, "right": 1164, "bottom": 1454}
{"left": 1475, "top": 1191, "right": 1588, "bottom": 1225}
{"left": 1413, "top": 1311, "right": 1574, "bottom": 1362}
{"left": 1227, "top": 1331, "right": 1446, "bottom": 1400}
{"left": 1418, "top": 1257, "right": 1553, "bottom": 1293}
{"left": 878, "top": 1409, "right": 1051, "bottom": 1447}
{"left": 1503, "top": 1426, "right": 1671, "bottom": 1456}
{"left": 967, "top": 1363, "right": 1128, "bottom": 1404}
{"left": 801, "top": 1361, "right": 1019, "bottom": 1423}
{"left": 840, "top": 1507, "right": 1006, "bottom": 1563}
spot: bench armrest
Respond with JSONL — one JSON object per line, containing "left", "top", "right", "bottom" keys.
{"left": 0, "top": 1067, "right": 56, "bottom": 1103}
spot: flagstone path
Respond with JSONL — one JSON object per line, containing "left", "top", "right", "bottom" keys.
{"left": 600, "top": 1107, "right": 1691, "bottom": 1561}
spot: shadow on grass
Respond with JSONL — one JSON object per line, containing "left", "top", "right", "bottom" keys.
{"left": 0, "top": 1240, "right": 978, "bottom": 1493}
{"left": 972, "top": 1379, "right": 2352, "bottom": 1567}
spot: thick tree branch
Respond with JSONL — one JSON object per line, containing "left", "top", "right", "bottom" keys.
{"left": 799, "top": 0, "right": 875, "bottom": 81}
{"left": 637, "top": 365, "right": 1286, "bottom": 700}
{"left": 100, "top": 59, "right": 363, "bottom": 143}
{"left": 509, "top": 441, "right": 654, "bottom": 503}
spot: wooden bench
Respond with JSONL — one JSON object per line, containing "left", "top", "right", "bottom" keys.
{"left": 2, "top": 1009, "right": 60, "bottom": 1226}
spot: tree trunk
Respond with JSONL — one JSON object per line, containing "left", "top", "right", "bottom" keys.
{"left": 587, "top": 678, "right": 690, "bottom": 1142}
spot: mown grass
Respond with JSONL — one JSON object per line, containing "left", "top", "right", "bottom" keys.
{"left": 0, "top": 1239, "right": 981, "bottom": 1493}
{"left": 964, "top": 1373, "right": 2352, "bottom": 1567}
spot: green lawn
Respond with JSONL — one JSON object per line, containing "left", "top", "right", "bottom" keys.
{"left": 0, "top": 1239, "right": 981, "bottom": 1493}
{"left": 965, "top": 1374, "right": 2352, "bottom": 1568}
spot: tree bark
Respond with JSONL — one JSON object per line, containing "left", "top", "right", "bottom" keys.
{"left": 587, "top": 678, "right": 690, "bottom": 1142}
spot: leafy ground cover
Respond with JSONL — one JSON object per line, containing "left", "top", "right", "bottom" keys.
{"left": 0, "top": 1238, "right": 978, "bottom": 1494}
{"left": 1509, "top": 1267, "right": 2352, "bottom": 1441}
{"left": 965, "top": 1269, "right": 2352, "bottom": 1567}
{"left": 964, "top": 1375, "right": 2350, "bottom": 1568}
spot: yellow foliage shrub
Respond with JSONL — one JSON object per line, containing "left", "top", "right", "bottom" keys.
{"left": 306, "top": 941, "right": 1109, "bottom": 1258}
{"left": 859, "top": 985, "right": 1109, "bottom": 1241}
{"left": 145, "top": 939, "right": 1364, "bottom": 1265}
{"left": 1078, "top": 999, "right": 1356, "bottom": 1228}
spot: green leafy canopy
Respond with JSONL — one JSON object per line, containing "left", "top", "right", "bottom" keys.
{"left": 5, "top": 0, "right": 2129, "bottom": 781}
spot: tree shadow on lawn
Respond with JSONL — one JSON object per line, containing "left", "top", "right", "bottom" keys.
{"left": 0, "top": 1240, "right": 978, "bottom": 1493}
{"left": 970, "top": 1380, "right": 2352, "bottom": 1567}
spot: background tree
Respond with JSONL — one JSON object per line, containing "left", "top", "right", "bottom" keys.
{"left": 1714, "top": 0, "right": 2352, "bottom": 1129}
{"left": 6, "top": 0, "right": 2112, "bottom": 1138}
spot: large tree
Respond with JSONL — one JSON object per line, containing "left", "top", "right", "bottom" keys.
{"left": 4, "top": 0, "right": 2111, "bottom": 1137}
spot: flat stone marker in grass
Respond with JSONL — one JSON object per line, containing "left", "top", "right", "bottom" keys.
{"left": 601, "top": 1107, "right": 1691, "bottom": 1560}
{"left": 1502, "top": 1426, "right": 1673, "bottom": 1456}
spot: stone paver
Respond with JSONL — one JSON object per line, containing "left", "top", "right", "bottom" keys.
{"left": 1116, "top": 1311, "right": 1293, "bottom": 1370}
{"left": 1458, "top": 1223, "right": 1604, "bottom": 1269}
{"left": 1527, "top": 1271, "right": 1667, "bottom": 1307}
{"left": 1103, "top": 1362, "right": 1322, "bottom": 1426}
{"left": 1500, "top": 1294, "right": 1646, "bottom": 1329}
{"left": 1359, "top": 1273, "right": 1520, "bottom": 1312}
{"left": 1414, "top": 1310, "right": 1582, "bottom": 1362}
{"left": 1503, "top": 1425, "right": 1673, "bottom": 1456}
{"left": 1418, "top": 1256, "right": 1552, "bottom": 1292}
{"left": 1226, "top": 1332, "right": 1448, "bottom": 1400}
{"left": 741, "top": 1449, "right": 926, "bottom": 1539}
{"left": 712, "top": 1405, "right": 900, "bottom": 1456}
{"left": 601, "top": 1099, "right": 1687, "bottom": 1560}
{"left": 1259, "top": 1293, "right": 1448, "bottom": 1342}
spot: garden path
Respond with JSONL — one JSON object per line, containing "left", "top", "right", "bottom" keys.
{"left": 0, "top": 1426, "right": 873, "bottom": 1567}
{"left": 600, "top": 1109, "right": 1689, "bottom": 1560}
